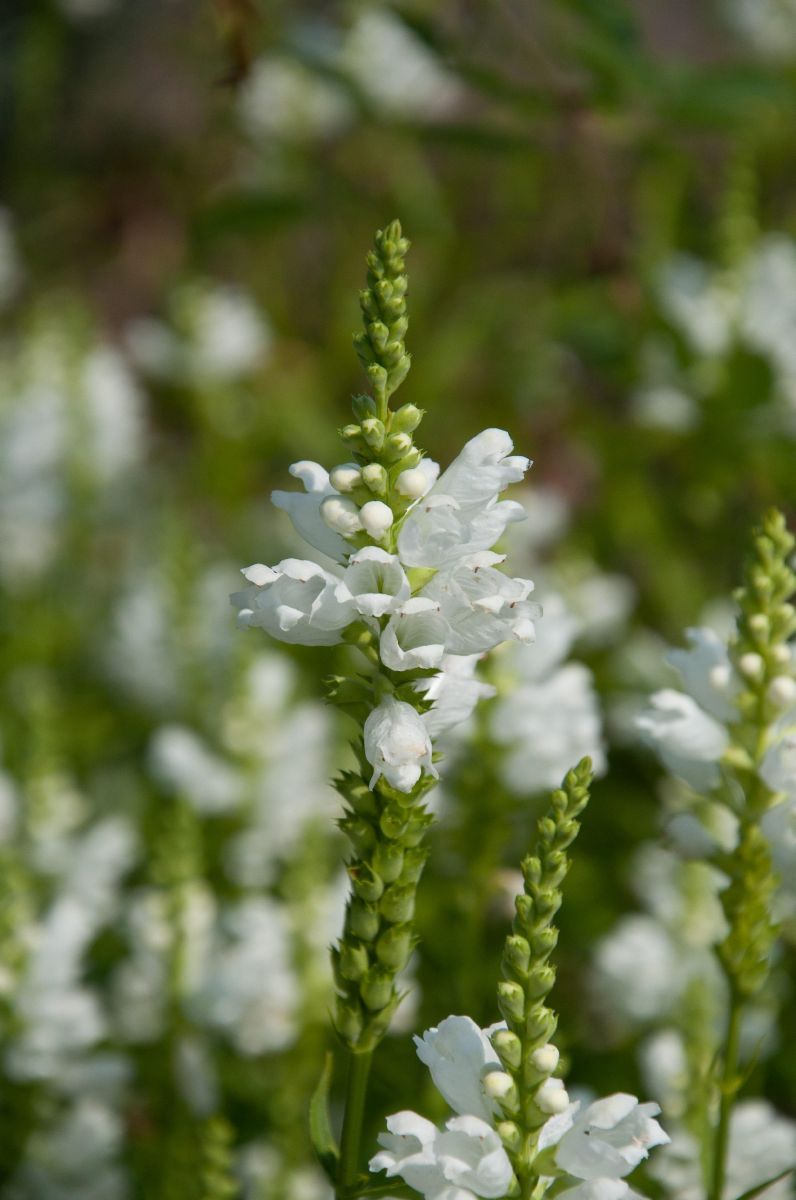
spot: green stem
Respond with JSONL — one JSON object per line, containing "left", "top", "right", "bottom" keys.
{"left": 709, "top": 991, "right": 743, "bottom": 1200}
{"left": 337, "top": 1049, "right": 374, "bottom": 1198}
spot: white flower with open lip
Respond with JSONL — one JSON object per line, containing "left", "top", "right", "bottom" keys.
{"left": 230, "top": 559, "right": 355, "bottom": 646}
{"left": 271, "top": 461, "right": 352, "bottom": 563}
{"left": 413, "top": 1015, "right": 503, "bottom": 1124}
{"left": 422, "top": 552, "right": 539, "bottom": 655}
{"left": 635, "top": 689, "right": 729, "bottom": 791}
{"left": 364, "top": 696, "right": 438, "bottom": 793}
{"left": 555, "top": 1094, "right": 669, "bottom": 1181}
{"left": 343, "top": 546, "right": 411, "bottom": 618}
{"left": 381, "top": 598, "right": 449, "bottom": 672}
{"left": 557, "top": 1181, "right": 649, "bottom": 1200}
{"left": 398, "top": 429, "right": 529, "bottom": 569}
{"left": 370, "top": 1111, "right": 513, "bottom": 1199}
{"left": 666, "top": 627, "right": 740, "bottom": 722}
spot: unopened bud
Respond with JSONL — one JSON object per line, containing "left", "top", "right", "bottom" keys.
{"left": 536, "top": 1077, "right": 569, "bottom": 1114}
{"left": 338, "top": 942, "right": 369, "bottom": 981}
{"left": 391, "top": 404, "right": 423, "bottom": 434}
{"left": 492, "top": 1029, "right": 522, "bottom": 1071}
{"left": 773, "top": 644, "right": 792, "bottom": 666}
{"left": 321, "top": 496, "right": 362, "bottom": 536}
{"left": 497, "top": 981, "right": 524, "bottom": 1023}
{"left": 749, "top": 613, "right": 769, "bottom": 637}
{"left": 361, "top": 463, "right": 388, "bottom": 495}
{"left": 330, "top": 463, "right": 362, "bottom": 493}
{"left": 372, "top": 841, "right": 404, "bottom": 883}
{"left": 768, "top": 675, "right": 796, "bottom": 707}
{"left": 335, "top": 1000, "right": 364, "bottom": 1043}
{"left": 739, "top": 652, "right": 764, "bottom": 680}
{"left": 340, "top": 423, "right": 364, "bottom": 444}
{"left": 496, "top": 1121, "right": 522, "bottom": 1153}
{"left": 396, "top": 467, "right": 429, "bottom": 500}
{"left": 380, "top": 883, "right": 415, "bottom": 924}
{"left": 360, "top": 501, "right": 394, "bottom": 540}
{"left": 709, "top": 663, "right": 732, "bottom": 690}
{"left": 361, "top": 967, "right": 393, "bottom": 1012}
{"left": 375, "top": 924, "right": 413, "bottom": 969}
{"left": 384, "top": 432, "right": 413, "bottom": 462}
{"left": 504, "top": 935, "right": 531, "bottom": 976}
{"left": 362, "top": 418, "right": 386, "bottom": 450}
{"left": 483, "top": 1071, "right": 518, "bottom": 1110}
{"left": 530, "top": 1044, "right": 560, "bottom": 1074}
{"left": 347, "top": 900, "right": 379, "bottom": 942}
{"left": 351, "top": 394, "right": 377, "bottom": 421}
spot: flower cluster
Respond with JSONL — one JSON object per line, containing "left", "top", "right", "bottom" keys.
{"left": 370, "top": 1013, "right": 669, "bottom": 1200}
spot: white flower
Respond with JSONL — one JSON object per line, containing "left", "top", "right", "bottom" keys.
{"left": 344, "top": 546, "right": 411, "bottom": 618}
{"left": 537, "top": 1077, "right": 570, "bottom": 1114}
{"left": 556, "top": 1094, "right": 669, "bottom": 1181}
{"left": 422, "top": 553, "right": 539, "bottom": 654}
{"left": 413, "top": 1015, "right": 503, "bottom": 1123}
{"left": 370, "top": 1111, "right": 513, "bottom": 1199}
{"left": 398, "top": 429, "right": 529, "bottom": 569}
{"left": 557, "top": 1182, "right": 648, "bottom": 1200}
{"left": 593, "top": 916, "right": 683, "bottom": 1024}
{"left": 360, "top": 500, "right": 395, "bottom": 539}
{"left": 635, "top": 690, "right": 729, "bottom": 790}
{"left": 491, "top": 664, "right": 605, "bottom": 794}
{"left": 271, "top": 461, "right": 352, "bottom": 563}
{"left": 364, "top": 697, "right": 437, "bottom": 793}
{"left": 419, "top": 655, "right": 496, "bottom": 740}
{"left": 761, "top": 712, "right": 796, "bottom": 796}
{"left": 761, "top": 794, "right": 796, "bottom": 879}
{"left": 231, "top": 558, "right": 355, "bottom": 646}
{"left": 239, "top": 55, "right": 352, "bottom": 142}
{"left": 149, "top": 725, "right": 241, "bottom": 814}
{"left": 666, "top": 627, "right": 740, "bottom": 722}
{"left": 381, "top": 599, "right": 448, "bottom": 672}
{"left": 321, "top": 494, "right": 363, "bottom": 536}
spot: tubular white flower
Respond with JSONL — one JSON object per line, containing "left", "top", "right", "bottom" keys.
{"left": 555, "top": 1094, "right": 669, "bottom": 1181}
{"left": 380, "top": 599, "right": 448, "bottom": 672}
{"left": 635, "top": 690, "right": 729, "bottom": 790}
{"left": 321, "top": 494, "right": 363, "bottom": 536}
{"left": 422, "top": 552, "right": 539, "bottom": 655}
{"left": 271, "top": 460, "right": 351, "bottom": 562}
{"left": 418, "top": 655, "right": 496, "bottom": 740}
{"left": 364, "top": 696, "right": 437, "bottom": 793}
{"left": 360, "top": 499, "right": 395, "bottom": 539}
{"left": 344, "top": 546, "right": 410, "bottom": 618}
{"left": 398, "top": 429, "right": 529, "bottom": 569}
{"left": 397, "top": 460, "right": 439, "bottom": 499}
{"left": 413, "top": 1015, "right": 503, "bottom": 1123}
{"left": 666, "top": 627, "right": 740, "bottom": 722}
{"left": 230, "top": 559, "right": 355, "bottom": 646}
{"left": 370, "top": 1111, "right": 513, "bottom": 1200}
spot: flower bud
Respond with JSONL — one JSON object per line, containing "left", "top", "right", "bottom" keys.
{"left": 738, "top": 652, "right": 764, "bottom": 680}
{"left": 536, "top": 1077, "right": 569, "bottom": 1114}
{"left": 497, "top": 980, "right": 525, "bottom": 1023}
{"left": 338, "top": 942, "right": 369, "bottom": 981}
{"left": 773, "top": 644, "right": 792, "bottom": 666}
{"left": 361, "top": 463, "right": 388, "bottom": 495}
{"left": 368, "top": 364, "right": 388, "bottom": 395}
{"left": 380, "top": 883, "right": 415, "bottom": 924}
{"left": 340, "top": 423, "right": 364, "bottom": 444}
{"left": 531, "top": 1044, "right": 560, "bottom": 1074}
{"left": 504, "top": 935, "right": 531, "bottom": 976}
{"left": 361, "top": 966, "right": 394, "bottom": 1011}
{"left": 368, "top": 321, "right": 390, "bottom": 351}
{"left": 330, "top": 463, "right": 362, "bottom": 493}
{"left": 492, "top": 1029, "right": 522, "bottom": 1071}
{"left": 351, "top": 394, "right": 377, "bottom": 421}
{"left": 526, "top": 964, "right": 556, "bottom": 999}
{"left": 384, "top": 432, "right": 413, "bottom": 462}
{"left": 348, "top": 862, "right": 384, "bottom": 903}
{"left": 391, "top": 403, "right": 424, "bottom": 434}
{"left": 768, "top": 675, "right": 796, "bottom": 707}
{"left": 749, "top": 613, "right": 769, "bottom": 637}
{"left": 375, "top": 924, "right": 413, "bottom": 969}
{"left": 372, "top": 841, "right": 404, "bottom": 883}
{"left": 335, "top": 1000, "right": 364, "bottom": 1043}
{"left": 497, "top": 1122, "right": 522, "bottom": 1154}
{"left": 400, "top": 846, "right": 429, "bottom": 883}
{"left": 392, "top": 447, "right": 422, "bottom": 473}
{"left": 709, "top": 663, "right": 732, "bottom": 691}
{"left": 483, "top": 1071, "right": 518, "bottom": 1111}
{"left": 379, "top": 804, "right": 409, "bottom": 839}
{"left": 362, "top": 418, "right": 386, "bottom": 450}
{"left": 360, "top": 501, "right": 394, "bottom": 540}
{"left": 347, "top": 899, "right": 380, "bottom": 942}
{"left": 396, "top": 467, "right": 429, "bottom": 500}
{"left": 321, "top": 495, "right": 362, "bottom": 536}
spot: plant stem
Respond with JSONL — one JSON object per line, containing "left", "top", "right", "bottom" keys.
{"left": 709, "top": 990, "right": 743, "bottom": 1200}
{"left": 337, "top": 1049, "right": 373, "bottom": 1198}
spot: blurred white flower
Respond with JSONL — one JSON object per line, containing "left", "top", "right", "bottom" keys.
{"left": 149, "top": 725, "right": 242, "bottom": 814}
{"left": 239, "top": 56, "right": 352, "bottom": 141}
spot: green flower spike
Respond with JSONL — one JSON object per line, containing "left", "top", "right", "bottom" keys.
{"left": 491, "top": 757, "right": 593, "bottom": 1199}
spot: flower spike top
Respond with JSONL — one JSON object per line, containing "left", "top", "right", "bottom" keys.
{"left": 232, "top": 220, "right": 537, "bottom": 1059}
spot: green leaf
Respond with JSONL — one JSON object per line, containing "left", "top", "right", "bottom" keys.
{"left": 309, "top": 1052, "right": 339, "bottom": 1183}
{"left": 731, "top": 1169, "right": 795, "bottom": 1200}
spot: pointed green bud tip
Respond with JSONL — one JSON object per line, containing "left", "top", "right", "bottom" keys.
{"left": 361, "top": 463, "right": 388, "bottom": 495}
{"left": 384, "top": 432, "right": 414, "bottom": 462}
{"left": 483, "top": 1071, "right": 519, "bottom": 1112}
{"left": 372, "top": 841, "right": 405, "bottom": 882}
{"left": 497, "top": 1121, "right": 522, "bottom": 1154}
{"left": 492, "top": 1028, "right": 522, "bottom": 1071}
{"left": 348, "top": 899, "right": 380, "bottom": 941}
{"left": 348, "top": 862, "right": 385, "bottom": 903}
{"left": 375, "top": 923, "right": 414, "bottom": 969}
{"left": 380, "top": 882, "right": 416, "bottom": 924}
{"left": 340, "top": 423, "right": 363, "bottom": 443}
{"left": 352, "top": 394, "right": 378, "bottom": 421}
{"left": 361, "top": 966, "right": 394, "bottom": 1011}
{"left": 391, "top": 403, "right": 424, "bottom": 434}
{"left": 335, "top": 999, "right": 364, "bottom": 1043}
{"left": 361, "top": 418, "right": 386, "bottom": 449}
{"left": 497, "top": 980, "right": 525, "bottom": 1022}
{"left": 338, "top": 942, "right": 369, "bottom": 982}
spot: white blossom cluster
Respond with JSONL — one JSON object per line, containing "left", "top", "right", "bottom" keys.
{"left": 232, "top": 428, "right": 540, "bottom": 791}
{"left": 370, "top": 1014, "right": 669, "bottom": 1200}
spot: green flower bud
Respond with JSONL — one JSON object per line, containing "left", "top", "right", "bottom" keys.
{"left": 340, "top": 423, "right": 364, "bottom": 444}
{"left": 361, "top": 966, "right": 394, "bottom": 1011}
{"left": 391, "top": 447, "right": 423, "bottom": 474}
{"left": 391, "top": 403, "right": 424, "bottom": 434}
{"left": 361, "top": 418, "right": 385, "bottom": 450}
{"left": 348, "top": 900, "right": 380, "bottom": 942}
{"left": 526, "top": 964, "right": 556, "bottom": 999}
{"left": 373, "top": 841, "right": 404, "bottom": 883}
{"left": 348, "top": 862, "right": 384, "bottom": 903}
{"left": 384, "top": 432, "right": 414, "bottom": 462}
{"left": 400, "top": 846, "right": 429, "bottom": 883}
{"left": 497, "top": 1122, "right": 522, "bottom": 1154}
{"left": 492, "top": 1028, "right": 522, "bottom": 1071}
{"left": 380, "top": 883, "right": 415, "bottom": 923}
{"left": 375, "top": 923, "right": 413, "bottom": 969}
{"left": 338, "top": 942, "right": 369, "bottom": 982}
{"left": 361, "top": 463, "right": 388, "bottom": 495}
{"left": 336, "top": 998, "right": 365, "bottom": 1043}
{"left": 380, "top": 804, "right": 409, "bottom": 839}
{"left": 403, "top": 812, "right": 434, "bottom": 846}
{"left": 368, "top": 321, "right": 390, "bottom": 351}
{"left": 504, "top": 935, "right": 531, "bottom": 976}
{"left": 530, "top": 928, "right": 559, "bottom": 958}
{"left": 352, "top": 394, "right": 377, "bottom": 421}
{"left": 497, "top": 980, "right": 525, "bottom": 1023}
{"left": 367, "top": 363, "right": 388, "bottom": 395}
{"left": 338, "top": 816, "right": 376, "bottom": 856}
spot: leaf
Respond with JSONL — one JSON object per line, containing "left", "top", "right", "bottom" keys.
{"left": 731, "top": 1168, "right": 795, "bottom": 1200}
{"left": 309, "top": 1052, "right": 339, "bottom": 1183}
